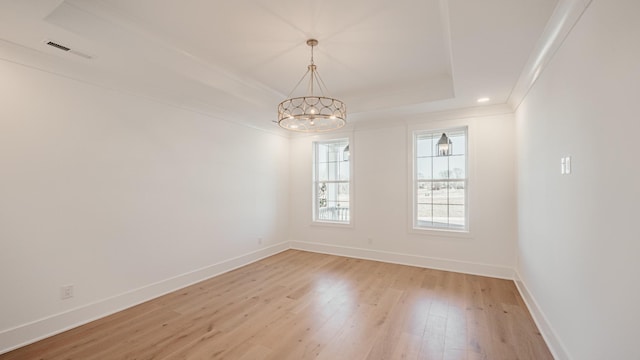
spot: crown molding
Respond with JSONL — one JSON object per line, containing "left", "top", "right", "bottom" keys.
{"left": 508, "top": 0, "right": 593, "bottom": 110}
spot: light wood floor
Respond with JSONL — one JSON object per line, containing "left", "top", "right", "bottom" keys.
{"left": 1, "top": 250, "right": 553, "bottom": 360}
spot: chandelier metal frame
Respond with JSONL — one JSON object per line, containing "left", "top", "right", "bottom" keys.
{"left": 277, "top": 39, "right": 346, "bottom": 132}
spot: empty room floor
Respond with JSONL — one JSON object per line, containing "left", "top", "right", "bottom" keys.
{"left": 1, "top": 250, "right": 552, "bottom": 359}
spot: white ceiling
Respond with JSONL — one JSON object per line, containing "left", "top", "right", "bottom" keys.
{"left": 0, "top": 0, "right": 558, "bottom": 132}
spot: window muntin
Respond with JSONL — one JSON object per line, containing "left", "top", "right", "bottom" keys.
{"left": 313, "top": 139, "right": 350, "bottom": 224}
{"left": 414, "top": 128, "right": 468, "bottom": 231}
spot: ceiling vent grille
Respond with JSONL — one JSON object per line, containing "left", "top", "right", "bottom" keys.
{"left": 44, "top": 39, "right": 93, "bottom": 59}
{"left": 46, "top": 41, "right": 70, "bottom": 51}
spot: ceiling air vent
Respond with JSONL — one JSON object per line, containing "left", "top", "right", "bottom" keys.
{"left": 44, "top": 39, "right": 93, "bottom": 59}
{"left": 46, "top": 41, "right": 71, "bottom": 51}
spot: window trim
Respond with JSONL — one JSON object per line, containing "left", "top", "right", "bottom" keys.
{"left": 311, "top": 135, "right": 353, "bottom": 227}
{"left": 408, "top": 123, "right": 472, "bottom": 236}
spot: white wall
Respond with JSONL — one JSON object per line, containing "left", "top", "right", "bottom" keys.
{"left": 289, "top": 112, "right": 517, "bottom": 277}
{"left": 7, "top": 3, "right": 638, "bottom": 359}
{"left": 0, "top": 60, "right": 289, "bottom": 352}
{"left": 515, "top": 1, "right": 640, "bottom": 359}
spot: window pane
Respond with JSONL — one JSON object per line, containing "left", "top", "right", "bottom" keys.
{"left": 448, "top": 182, "right": 464, "bottom": 205}
{"left": 317, "top": 182, "right": 328, "bottom": 208}
{"left": 339, "top": 161, "right": 349, "bottom": 181}
{"left": 417, "top": 204, "right": 432, "bottom": 223}
{"left": 338, "top": 182, "right": 349, "bottom": 202}
{"left": 416, "top": 181, "right": 432, "bottom": 204}
{"left": 432, "top": 205, "right": 448, "bottom": 225}
{"left": 328, "top": 161, "right": 337, "bottom": 179}
{"left": 416, "top": 136, "right": 433, "bottom": 157}
{"left": 318, "top": 162, "right": 329, "bottom": 181}
{"left": 449, "top": 205, "right": 465, "bottom": 227}
{"left": 327, "top": 141, "right": 348, "bottom": 162}
{"left": 317, "top": 182, "right": 350, "bottom": 222}
{"left": 325, "top": 200, "right": 339, "bottom": 210}
{"left": 433, "top": 156, "right": 449, "bottom": 179}
{"left": 432, "top": 184, "right": 448, "bottom": 204}
{"left": 449, "top": 132, "right": 466, "bottom": 155}
{"left": 338, "top": 142, "right": 349, "bottom": 162}
{"left": 318, "top": 144, "right": 328, "bottom": 162}
{"left": 318, "top": 205, "right": 347, "bottom": 221}
{"left": 449, "top": 155, "right": 466, "bottom": 179}
{"left": 325, "top": 182, "right": 339, "bottom": 203}
{"left": 416, "top": 157, "right": 432, "bottom": 180}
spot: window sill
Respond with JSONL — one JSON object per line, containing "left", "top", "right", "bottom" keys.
{"left": 311, "top": 220, "right": 353, "bottom": 229}
{"left": 409, "top": 226, "right": 472, "bottom": 239}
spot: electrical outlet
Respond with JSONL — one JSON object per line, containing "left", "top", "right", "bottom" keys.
{"left": 258, "top": 237, "right": 263, "bottom": 245}
{"left": 61, "top": 285, "right": 74, "bottom": 300}
{"left": 367, "top": 238, "right": 373, "bottom": 245}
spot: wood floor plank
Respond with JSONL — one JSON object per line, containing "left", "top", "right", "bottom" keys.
{"left": 0, "top": 250, "right": 553, "bottom": 360}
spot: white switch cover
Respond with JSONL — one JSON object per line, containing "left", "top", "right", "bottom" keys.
{"left": 561, "top": 157, "right": 566, "bottom": 174}
{"left": 61, "top": 285, "right": 74, "bottom": 299}
{"left": 565, "top": 156, "right": 571, "bottom": 174}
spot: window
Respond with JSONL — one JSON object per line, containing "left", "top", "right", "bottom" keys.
{"left": 313, "top": 139, "right": 350, "bottom": 224}
{"left": 413, "top": 128, "right": 468, "bottom": 231}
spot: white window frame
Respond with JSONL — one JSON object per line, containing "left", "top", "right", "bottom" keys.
{"left": 312, "top": 136, "right": 353, "bottom": 226}
{"left": 410, "top": 125, "right": 470, "bottom": 234}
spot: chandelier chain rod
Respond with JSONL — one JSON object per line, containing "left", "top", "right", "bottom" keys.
{"left": 310, "top": 42, "right": 315, "bottom": 65}
{"left": 285, "top": 67, "right": 311, "bottom": 99}
{"left": 312, "top": 68, "right": 330, "bottom": 96}
{"left": 308, "top": 66, "right": 314, "bottom": 95}
{"left": 309, "top": 43, "right": 317, "bottom": 96}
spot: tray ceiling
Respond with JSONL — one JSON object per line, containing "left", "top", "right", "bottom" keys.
{"left": 0, "top": 0, "right": 558, "bottom": 131}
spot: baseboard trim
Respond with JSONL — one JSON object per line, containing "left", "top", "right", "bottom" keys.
{"left": 3, "top": 241, "right": 568, "bottom": 358}
{"left": 290, "top": 240, "right": 515, "bottom": 279}
{"left": 513, "top": 271, "right": 571, "bottom": 360}
{"left": 0, "top": 242, "right": 289, "bottom": 355}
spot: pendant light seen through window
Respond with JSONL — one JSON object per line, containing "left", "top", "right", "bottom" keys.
{"left": 437, "top": 133, "right": 452, "bottom": 156}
